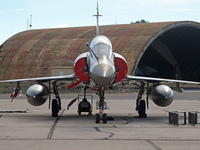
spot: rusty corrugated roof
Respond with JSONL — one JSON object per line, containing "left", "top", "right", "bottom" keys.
{"left": 0, "top": 22, "right": 191, "bottom": 80}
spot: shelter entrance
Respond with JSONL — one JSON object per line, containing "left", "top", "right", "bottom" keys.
{"left": 135, "top": 25, "right": 200, "bottom": 82}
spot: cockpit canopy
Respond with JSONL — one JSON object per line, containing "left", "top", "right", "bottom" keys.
{"left": 90, "top": 35, "right": 112, "bottom": 59}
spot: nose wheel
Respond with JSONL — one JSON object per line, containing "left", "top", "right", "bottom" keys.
{"left": 95, "top": 113, "right": 100, "bottom": 123}
{"left": 95, "top": 113, "right": 107, "bottom": 124}
{"left": 102, "top": 113, "right": 107, "bottom": 123}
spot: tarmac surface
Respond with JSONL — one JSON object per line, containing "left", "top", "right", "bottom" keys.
{"left": 0, "top": 90, "right": 200, "bottom": 150}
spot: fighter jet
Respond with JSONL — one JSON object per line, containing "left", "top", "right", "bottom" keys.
{"left": 0, "top": 3, "right": 199, "bottom": 123}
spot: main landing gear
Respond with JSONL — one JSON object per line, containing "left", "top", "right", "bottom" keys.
{"left": 95, "top": 91, "right": 108, "bottom": 124}
{"left": 51, "top": 81, "right": 62, "bottom": 117}
{"left": 136, "top": 82, "right": 147, "bottom": 118}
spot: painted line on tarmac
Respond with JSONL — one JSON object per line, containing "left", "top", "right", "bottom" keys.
{"left": 0, "top": 109, "right": 29, "bottom": 113}
{"left": 146, "top": 139, "right": 161, "bottom": 150}
{"left": 94, "top": 127, "right": 115, "bottom": 140}
{"left": 47, "top": 109, "right": 65, "bottom": 140}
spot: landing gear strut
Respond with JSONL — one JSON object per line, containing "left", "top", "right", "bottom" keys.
{"left": 136, "top": 82, "right": 147, "bottom": 118}
{"left": 95, "top": 91, "right": 107, "bottom": 124}
{"left": 51, "top": 81, "right": 62, "bottom": 117}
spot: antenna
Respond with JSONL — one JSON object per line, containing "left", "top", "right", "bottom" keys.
{"left": 29, "top": 15, "right": 32, "bottom": 30}
{"left": 93, "top": 2, "right": 102, "bottom": 36}
{"left": 27, "top": 18, "right": 29, "bottom": 30}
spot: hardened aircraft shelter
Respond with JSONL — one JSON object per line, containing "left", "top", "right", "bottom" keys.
{"left": 0, "top": 21, "right": 200, "bottom": 82}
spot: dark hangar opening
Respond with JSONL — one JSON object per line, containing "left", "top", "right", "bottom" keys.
{"left": 136, "top": 25, "right": 200, "bottom": 82}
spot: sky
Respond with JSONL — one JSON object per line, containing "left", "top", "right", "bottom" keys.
{"left": 0, "top": 0, "right": 200, "bottom": 45}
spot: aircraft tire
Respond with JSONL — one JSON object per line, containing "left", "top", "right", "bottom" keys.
{"left": 102, "top": 113, "right": 107, "bottom": 124}
{"left": 139, "top": 100, "right": 147, "bottom": 118}
{"left": 95, "top": 114, "right": 100, "bottom": 123}
{"left": 52, "top": 99, "right": 58, "bottom": 117}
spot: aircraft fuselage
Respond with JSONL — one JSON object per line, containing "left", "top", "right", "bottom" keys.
{"left": 89, "top": 35, "right": 116, "bottom": 86}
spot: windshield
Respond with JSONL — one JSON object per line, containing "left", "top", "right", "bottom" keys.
{"left": 92, "top": 43, "right": 112, "bottom": 59}
{"left": 90, "top": 35, "right": 113, "bottom": 60}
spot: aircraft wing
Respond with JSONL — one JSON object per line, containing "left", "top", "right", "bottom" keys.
{"left": 0, "top": 74, "right": 76, "bottom": 83}
{"left": 126, "top": 75, "right": 200, "bottom": 85}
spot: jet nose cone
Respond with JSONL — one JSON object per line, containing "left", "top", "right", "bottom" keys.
{"left": 91, "top": 63, "right": 115, "bottom": 86}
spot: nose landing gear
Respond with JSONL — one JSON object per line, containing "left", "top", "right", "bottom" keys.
{"left": 95, "top": 112, "right": 107, "bottom": 124}
{"left": 95, "top": 91, "right": 108, "bottom": 124}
